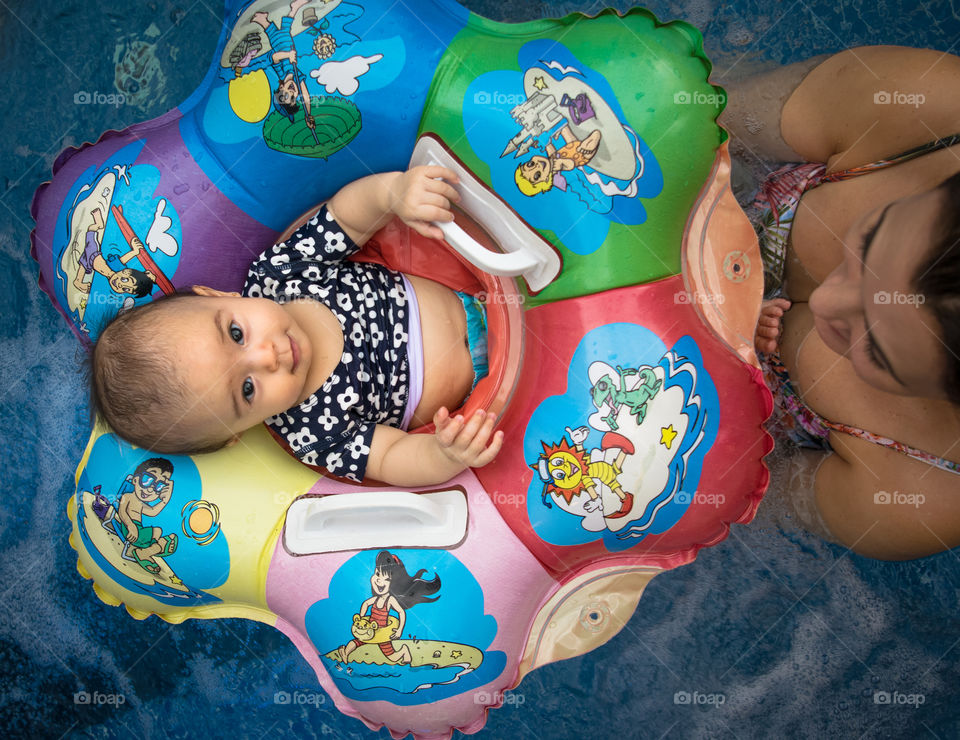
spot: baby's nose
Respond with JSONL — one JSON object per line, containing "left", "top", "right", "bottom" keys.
{"left": 250, "top": 339, "right": 279, "bottom": 372}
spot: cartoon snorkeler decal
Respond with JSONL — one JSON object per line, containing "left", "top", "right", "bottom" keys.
{"left": 524, "top": 327, "right": 719, "bottom": 548}
{"left": 335, "top": 550, "right": 440, "bottom": 665}
{"left": 532, "top": 425, "right": 636, "bottom": 518}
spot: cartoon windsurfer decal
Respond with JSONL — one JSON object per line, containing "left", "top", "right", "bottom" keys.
{"left": 56, "top": 155, "right": 181, "bottom": 339}
{"left": 513, "top": 126, "right": 602, "bottom": 197}
{"left": 463, "top": 39, "right": 664, "bottom": 255}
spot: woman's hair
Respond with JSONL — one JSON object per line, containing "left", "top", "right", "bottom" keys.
{"left": 88, "top": 292, "right": 232, "bottom": 455}
{"left": 913, "top": 170, "right": 960, "bottom": 407}
{"left": 374, "top": 550, "right": 441, "bottom": 610}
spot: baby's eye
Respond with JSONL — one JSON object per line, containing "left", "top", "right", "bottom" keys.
{"left": 229, "top": 321, "right": 244, "bottom": 344}
{"left": 242, "top": 377, "right": 254, "bottom": 402}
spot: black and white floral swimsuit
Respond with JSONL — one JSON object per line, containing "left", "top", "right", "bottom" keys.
{"left": 243, "top": 205, "right": 411, "bottom": 481}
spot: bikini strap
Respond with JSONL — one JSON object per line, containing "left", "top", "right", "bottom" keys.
{"left": 817, "top": 133, "right": 960, "bottom": 184}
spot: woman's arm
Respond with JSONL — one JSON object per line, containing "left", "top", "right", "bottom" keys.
{"left": 718, "top": 54, "right": 830, "bottom": 162}
{"left": 812, "top": 434, "right": 960, "bottom": 560}
{"left": 327, "top": 166, "right": 460, "bottom": 246}
{"left": 720, "top": 46, "right": 960, "bottom": 167}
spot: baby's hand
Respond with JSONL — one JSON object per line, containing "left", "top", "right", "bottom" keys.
{"left": 755, "top": 298, "right": 791, "bottom": 354}
{"left": 391, "top": 165, "right": 460, "bottom": 240}
{"left": 433, "top": 407, "right": 503, "bottom": 469}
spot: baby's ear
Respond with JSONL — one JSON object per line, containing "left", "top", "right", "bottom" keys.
{"left": 192, "top": 285, "right": 241, "bottom": 298}
{"left": 224, "top": 435, "right": 241, "bottom": 448}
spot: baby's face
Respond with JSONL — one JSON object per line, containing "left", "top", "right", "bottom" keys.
{"left": 163, "top": 291, "right": 315, "bottom": 443}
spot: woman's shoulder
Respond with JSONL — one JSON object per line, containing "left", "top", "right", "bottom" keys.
{"left": 814, "top": 433, "right": 960, "bottom": 560}
{"left": 782, "top": 46, "right": 960, "bottom": 169}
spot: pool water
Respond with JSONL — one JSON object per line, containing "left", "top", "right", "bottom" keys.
{"left": 2, "top": 0, "right": 960, "bottom": 737}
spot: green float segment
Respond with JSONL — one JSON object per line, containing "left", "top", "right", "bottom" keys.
{"left": 419, "top": 7, "right": 726, "bottom": 306}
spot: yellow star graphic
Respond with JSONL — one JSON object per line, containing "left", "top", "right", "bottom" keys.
{"left": 534, "top": 76, "right": 547, "bottom": 90}
{"left": 660, "top": 424, "right": 677, "bottom": 449}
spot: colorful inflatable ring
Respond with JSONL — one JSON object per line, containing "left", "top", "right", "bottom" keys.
{"left": 35, "top": 2, "right": 773, "bottom": 737}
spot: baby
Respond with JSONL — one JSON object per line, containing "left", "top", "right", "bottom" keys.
{"left": 91, "top": 166, "right": 503, "bottom": 487}
{"left": 755, "top": 298, "right": 792, "bottom": 354}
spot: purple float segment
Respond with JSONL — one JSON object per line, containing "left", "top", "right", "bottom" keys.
{"left": 136, "top": 115, "right": 279, "bottom": 294}
{"left": 29, "top": 107, "right": 279, "bottom": 341}
{"left": 263, "top": 469, "right": 558, "bottom": 736}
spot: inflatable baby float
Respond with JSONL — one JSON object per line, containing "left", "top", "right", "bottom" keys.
{"left": 31, "top": 0, "right": 773, "bottom": 736}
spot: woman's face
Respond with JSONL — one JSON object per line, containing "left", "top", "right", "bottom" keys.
{"left": 808, "top": 188, "right": 949, "bottom": 399}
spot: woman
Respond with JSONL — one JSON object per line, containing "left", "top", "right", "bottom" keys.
{"left": 720, "top": 47, "right": 960, "bottom": 560}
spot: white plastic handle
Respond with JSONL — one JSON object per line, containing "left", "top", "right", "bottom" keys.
{"left": 283, "top": 489, "right": 468, "bottom": 555}
{"left": 409, "top": 135, "right": 561, "bottom": 292}
{"left": 437, "top": 220, "right": 540, "bottom": 276}
{"left": 302, "top": 491, "right": 444, "bottom": 527}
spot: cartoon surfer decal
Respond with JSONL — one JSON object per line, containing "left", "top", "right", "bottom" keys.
{"left": 74, "top": 435, "right": 226, "bottom": 605}
{"left": 221, "top": 0, "right": 377, "bottom": 158}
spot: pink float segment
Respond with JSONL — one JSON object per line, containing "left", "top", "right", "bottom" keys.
{"left": 264, "top": 469, "right": 559, "bottom": 738}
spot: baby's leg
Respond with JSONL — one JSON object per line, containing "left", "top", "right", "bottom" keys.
{"left": 755, "top": 298, "right": 791, "bottom": 354}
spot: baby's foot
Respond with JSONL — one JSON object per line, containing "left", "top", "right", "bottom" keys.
{"left": 755, "top": 298, "right": 791, "bottom": 355}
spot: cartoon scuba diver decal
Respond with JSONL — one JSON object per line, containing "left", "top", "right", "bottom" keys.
{"left": 74, "top": 435, "right": 226, "bottom": 605}
{"left": 54, "top": 141, "right": 182, "bottom": 339}
{"left": 220, "top": 0, "right": 376, "bottom": 158}
{"left": 306, "top": 549, "right": 507, "bottom": 704}
{"left": 463, "top": 38, "right": 664, "bottom": 255}
{"left": 524, "top": 323, "right": 719, "bottom": 552}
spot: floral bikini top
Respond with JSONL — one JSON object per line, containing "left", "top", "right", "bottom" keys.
{"left": 753, "top": 134, "right": 960, "bottom": 475}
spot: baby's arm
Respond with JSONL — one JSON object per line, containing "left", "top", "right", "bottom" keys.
{"left": 365, "top": 408, "right": 503, "bottom": 487}
{"left": 327, "top": 166, "right": 460, "bottom": 245}
{"left": 755, "top": 298, "right": 791, "bottom": 354}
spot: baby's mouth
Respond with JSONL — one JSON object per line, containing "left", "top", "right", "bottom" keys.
{"left": 289, "top": 335, "right": 300, "bottom": 373}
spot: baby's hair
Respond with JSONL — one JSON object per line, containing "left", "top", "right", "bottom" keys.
{"left": 88, "top": 292, "right": 233, "bottom": 456}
